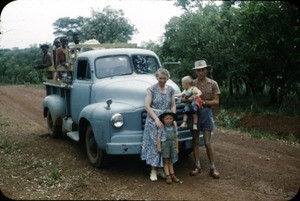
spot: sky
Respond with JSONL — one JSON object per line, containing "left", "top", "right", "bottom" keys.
{"left": 0, "top": 0, "right": 184, "bottom": 49}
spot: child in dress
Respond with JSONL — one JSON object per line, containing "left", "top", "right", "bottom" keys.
{"left": 175, "top": 76, "right": 202, "bottom": 130}
{"left": 157, "top": 110, "right": 181, "bottom": 184}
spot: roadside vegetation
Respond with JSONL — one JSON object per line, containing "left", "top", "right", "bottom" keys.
{"left": 215, "top": 93, "right": 299, "bottom": 143}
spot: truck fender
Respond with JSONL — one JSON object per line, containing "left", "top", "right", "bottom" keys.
{"left": 43, "top": 94, "right": 66, "bottom": 126}
{"left": 79, "top": 102, "right": 112, "bottom": 150}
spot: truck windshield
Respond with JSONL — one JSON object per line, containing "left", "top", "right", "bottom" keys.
{"left": 95, "top": 55, "right": 132, "bottom": 78}
{"left": 132, "top": 55, "right": 159, "bottom": 74}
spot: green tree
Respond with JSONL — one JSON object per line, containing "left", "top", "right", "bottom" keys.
{"left": 52, "top": 6, "right": 137, "bottom": 43}
{"left": 164, "top": 0, "right": 300, "bottom": 106}
{"left": 235, "top": 1, "right": 300, "bottom": 103}
{"left": 53, "top": 16, "right": 87, "bottom": 37}
{"left": 162, "top": 3, "right": 222, "bottom": 83}
{"left": 0, "top": 46, "right": 44, "bottom": 84}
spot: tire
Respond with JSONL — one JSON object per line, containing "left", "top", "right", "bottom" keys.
{"left": 85, "top": 124, "right": 107, "bottom": 168}
{"left": 47, "top": 110, "right": 62, "bottom": 138}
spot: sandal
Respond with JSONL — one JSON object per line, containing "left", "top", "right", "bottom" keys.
{"left": 210, "top": 168, "right": 220, "bottom": 179}
{"left": 170, "top": 174, "right": 180, "bottom": 183}
{"left": 166, "top": 175, "right": 172, "bottom": 184}
{"left": 190, "top": 167, "right": 201, "bottom": 176}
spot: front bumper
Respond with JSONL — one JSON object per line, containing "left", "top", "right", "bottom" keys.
{"left": 105, "top": 129, "right": 206, "bottom": 155}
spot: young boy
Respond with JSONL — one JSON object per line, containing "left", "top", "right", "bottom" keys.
{"left": 175, "top": 76, "right": 202, "bottom": 130}
{"left": 157, "top": 110, "right": 181, "bottom": 184}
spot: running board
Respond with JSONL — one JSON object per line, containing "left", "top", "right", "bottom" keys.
{"left": 66, "top": 131, "right": 79, "bottom": 142}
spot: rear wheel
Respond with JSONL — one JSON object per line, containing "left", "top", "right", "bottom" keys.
{"left": 47, "top": 110, "right": 62, "bottom": 138}
{"left": 85, "top": 124, "right": 107, "bottom": 168}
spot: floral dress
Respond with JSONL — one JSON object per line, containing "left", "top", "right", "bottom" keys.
{"left": 141, "top": 83, "right": 175, "bottom": 167}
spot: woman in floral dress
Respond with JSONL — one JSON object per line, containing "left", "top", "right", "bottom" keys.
{"left": 141, "top": 68, "right": 176, "bottom": 181}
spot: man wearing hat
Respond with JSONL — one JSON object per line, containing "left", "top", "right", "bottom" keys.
{"left": 34, "top": 44, "right": 52, "bottom": 80}
{"left": 183, "top": 59, "right": 221, "bottom": 179}
{"left": 34, "top": 44, "right": 52, "bottom": 70}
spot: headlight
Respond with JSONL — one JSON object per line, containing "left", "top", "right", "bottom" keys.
{"left": 111, "top": 113, "right": 124, "bottom": 128}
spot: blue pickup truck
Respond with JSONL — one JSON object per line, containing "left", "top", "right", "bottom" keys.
{"left": 42, "top": 46, "right": 204, "bottom": 167}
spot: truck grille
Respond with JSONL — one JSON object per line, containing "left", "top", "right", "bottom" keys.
{"left": 141, "top": 103, "right": 186, "bottom": 130}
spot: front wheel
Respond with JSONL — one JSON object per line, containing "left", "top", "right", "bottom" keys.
{"left": 85, "top": 124, "right": 107, "bottom": 168}
{"left": 47, "top": 110, "right": 62, "bottom": 138}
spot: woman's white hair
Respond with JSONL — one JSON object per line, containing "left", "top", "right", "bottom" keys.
{"left": 155, "top": 68, "right": 170, "bottom": 78}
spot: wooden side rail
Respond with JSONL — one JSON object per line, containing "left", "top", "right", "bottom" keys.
{"left": 46, "top": 66, "right": 73, "bottom": 72}
{"left": 74, "top": 43, "right": 137, "bottom": 50}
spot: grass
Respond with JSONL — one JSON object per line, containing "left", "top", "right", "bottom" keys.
{"left": 0, "top": 116, "right": 18, "bottom": 154}
{"left": 248, "top": 129, "right": 277, "bottom": 141}
{"left": 286, "top": 133, "right": 298, "bottom": 142}
{"left": 0, "top": 117, "right": 11, "bottom": 129}
{"left": 46, "top": 169, "right": 62, "bottom": 187}
{"left": 24, "top": 83, "right": 45, "bottom": 89}
{"left": 1, "top": 136, "right": 23, "bottom": 154}
{"left": 215, "top": 109, "right": 245, "bottom": 129}
{"left": 77, "top": 177, "right": 89, "bottom": 188}
{"left": 50, "top": 169, "right": 61, "bottom": 181}
{"left": 31, "top": 158, "right": 45, "bottom": 169}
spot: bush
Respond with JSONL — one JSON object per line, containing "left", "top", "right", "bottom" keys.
{"left": 279, "top": 94, "right": 300, "bottom": 115}
{"left": 215, "top": 109, "right": 245, "bottom": 129}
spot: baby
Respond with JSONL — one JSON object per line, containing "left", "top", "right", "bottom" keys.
{"left": 175, "top": 76, "right": 202, "bottom": 130}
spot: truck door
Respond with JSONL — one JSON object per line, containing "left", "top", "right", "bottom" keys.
{"left": 71, "top": 59, "right": 92, "bottom": 124}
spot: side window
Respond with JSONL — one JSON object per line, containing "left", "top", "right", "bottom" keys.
{"left": 77, "top": 60, "right": 91, "bottom": 80}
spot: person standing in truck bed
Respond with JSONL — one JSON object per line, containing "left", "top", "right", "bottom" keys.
{"left": 55, "top": 36, "right": 69, "bottom": 81}
{"left": 34, "top": 44, "right": 52, "bottom": 80}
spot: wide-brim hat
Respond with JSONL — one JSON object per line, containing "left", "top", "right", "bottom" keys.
{"left": 40, "top": 44, "right": 49, "bottom": 49}
{"left": 192, "top": 60, "right": 211, "bottom": 70}
{"left": 159, "top": 110, "right": 177, "bottom": 123}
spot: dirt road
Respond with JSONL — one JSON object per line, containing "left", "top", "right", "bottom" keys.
{"left": 0, "top": 85, "right": 299, "bottom": 200}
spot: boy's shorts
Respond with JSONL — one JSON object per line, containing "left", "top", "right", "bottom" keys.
{"left": 161, "top": 141, "right": 177, "bottom": 159}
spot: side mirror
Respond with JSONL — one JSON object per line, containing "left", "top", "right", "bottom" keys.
{"left": 162, "top": 61, "right": 181, "bottom": 68}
